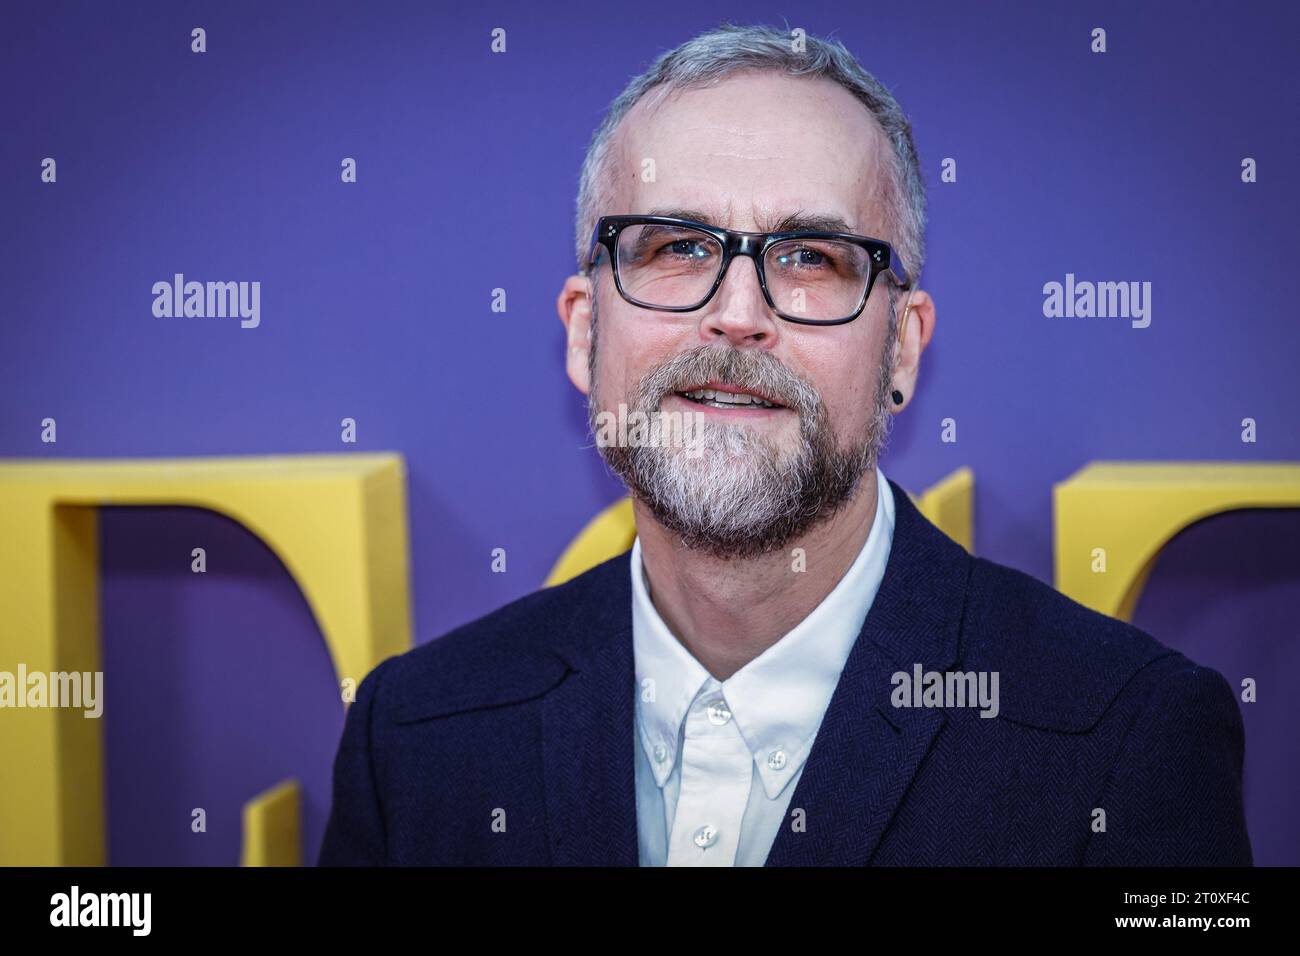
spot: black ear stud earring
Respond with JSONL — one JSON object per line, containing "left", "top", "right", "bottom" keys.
{"left": 891, "top": 389, "right": 904, "bottom": 406}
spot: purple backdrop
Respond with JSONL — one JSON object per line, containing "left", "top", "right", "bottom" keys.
{"left": 2, "top": 0, "right": 1296, "bottom": 865}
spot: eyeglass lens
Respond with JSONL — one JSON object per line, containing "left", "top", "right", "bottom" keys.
{"left": 614, "top": 222, "right": 872, "bottom": 321}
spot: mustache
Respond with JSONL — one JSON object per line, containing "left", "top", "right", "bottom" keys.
{"left": 635, "top": 343, "right": 821, "bottom": 414}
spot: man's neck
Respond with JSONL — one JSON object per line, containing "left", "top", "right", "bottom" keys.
{"left": 633, "top": 469, "right": 881, "bottom": 682}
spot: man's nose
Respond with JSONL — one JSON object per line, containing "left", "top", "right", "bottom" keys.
{"left": 698, "top": 254, "right": 780, "bottom": 347}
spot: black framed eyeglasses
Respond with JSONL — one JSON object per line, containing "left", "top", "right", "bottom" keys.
{"left": 582, "top": 215, "right": 910, "bottom": 326}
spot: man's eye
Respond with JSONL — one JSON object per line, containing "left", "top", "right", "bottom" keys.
{"left": 779, "top": 247, "right": 829, "bottom": 268}
{"left": 661, "top": 239, "right": 713, "bottom": 259}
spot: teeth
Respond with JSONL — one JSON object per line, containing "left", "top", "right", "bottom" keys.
{"left": 681, "top": 389, "right": 776, "bottom": 408}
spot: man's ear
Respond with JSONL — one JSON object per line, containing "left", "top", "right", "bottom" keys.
{"left": 556, "top": 274, "right": 594, "bottom": 395}
{"left": 889, "top": 288, "right": 936, "bottom": 412}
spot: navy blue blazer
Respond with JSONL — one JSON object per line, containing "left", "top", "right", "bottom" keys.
{"left": 318, "top": 480, "right": 1252, "bottom": 866}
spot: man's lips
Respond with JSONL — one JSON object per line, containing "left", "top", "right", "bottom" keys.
{"left": 673, "top": 380, "right": 786, "bottom": 410}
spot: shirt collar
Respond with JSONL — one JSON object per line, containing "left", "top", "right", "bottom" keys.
{"left": 631, "top": 467, "right": 897, "bottom": 799}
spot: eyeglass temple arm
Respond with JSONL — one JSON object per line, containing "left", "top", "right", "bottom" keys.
{"left": 886, "top": 246, "right": 911, "bottom": 289}
{"left": 581, "top": 220, "right": 615, "bottom": 275}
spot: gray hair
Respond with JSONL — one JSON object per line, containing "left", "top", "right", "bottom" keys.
{"left": 572, "top": 22, "right": 927, "bottom": 290}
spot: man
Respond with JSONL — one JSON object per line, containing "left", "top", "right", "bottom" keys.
{"left": 319, "top": 24, "right": 1251, "bottom": 866}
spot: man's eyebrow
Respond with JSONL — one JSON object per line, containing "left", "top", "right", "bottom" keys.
{"left": 645, "top": 206, "right": 725, "bottom": 227}
{"left": 644, "top": 206, "right": 856, "bottom": 234}
{"left": 768, "top": 211, "right": 855, "bottom": 233}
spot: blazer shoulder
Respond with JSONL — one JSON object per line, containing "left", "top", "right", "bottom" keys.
{"left": 374, "top": 551, "right": 631, "bottom": 725}
{"left": 960, "top": 555, "right": 1191, "bottom": 732}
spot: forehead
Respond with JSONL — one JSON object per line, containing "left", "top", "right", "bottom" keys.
{"left": 610, "top": 70, "right": 889, "bottom": 235}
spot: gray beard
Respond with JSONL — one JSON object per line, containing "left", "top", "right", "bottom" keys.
{"left": 588, "top": 335, "right": 895, "bottom": 560}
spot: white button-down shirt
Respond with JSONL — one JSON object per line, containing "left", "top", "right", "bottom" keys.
{"left": 631, "top": 467, "right": 897, "bottom": 866}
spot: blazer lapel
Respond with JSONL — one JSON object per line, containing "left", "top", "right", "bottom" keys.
{"left": 540, "top": 554, "right": 641, "bottom": 866}
{"left": 765, "top": 479, "right": 969, "bottom": 866}
{"left": 539, "top": 477, "right": 971, "bottom": 867}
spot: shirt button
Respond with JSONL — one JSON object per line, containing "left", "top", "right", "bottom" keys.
{"left": 693, "top": 825, "right": 719, "bottom": 849}
{"left": 653, "top": 743, "right": 668, "bottom": 763}
{"left": 767, "top": 749, "right": 788, "bottom": 770}
{"left": 706, "top": 699, "right": 732, "bottom": 725}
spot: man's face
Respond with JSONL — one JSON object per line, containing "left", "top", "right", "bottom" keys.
{"left": 584, "top": 71, "right": 900, "bottom": 557}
